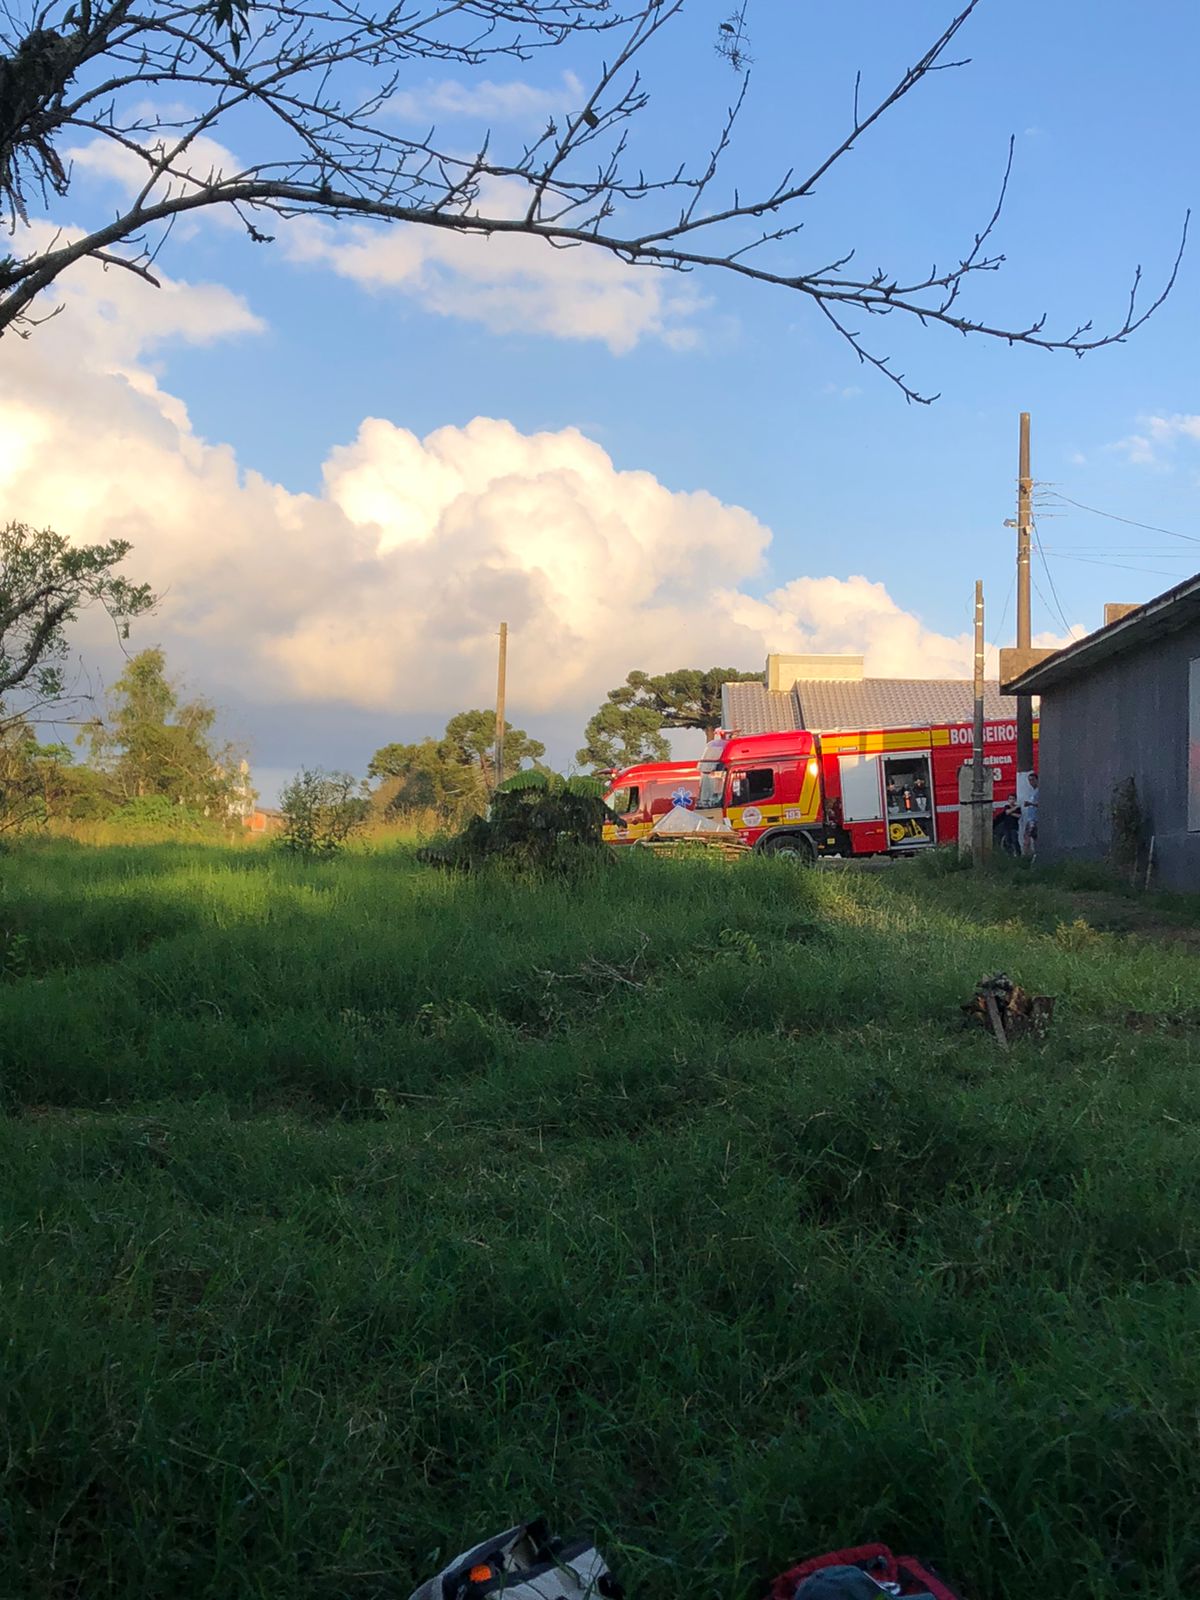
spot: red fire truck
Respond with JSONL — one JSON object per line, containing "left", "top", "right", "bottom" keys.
{"left": 602, "top": 760, "right": 700, "bottom": 843}
{"left": 691, "top": 718, "right": 1037, "bottom": 860}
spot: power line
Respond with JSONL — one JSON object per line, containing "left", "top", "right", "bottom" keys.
{"left": 1041, "top": 551, "right": 1189, "bottom": 580}
{"left": 1032, "top": 517, "right": 1073, "bottom": 636}
{"left": 990, "top": 572, "right": 1015, "bottom": 652}
{"left": 1039, "top": 545, "right": 1193, "bottom": 557}
{"left": 1046, "top": 490, "right": 1200, "bottom": 546}
{"left": 1031, "top": 572, "right": 1060, "bottom": 631}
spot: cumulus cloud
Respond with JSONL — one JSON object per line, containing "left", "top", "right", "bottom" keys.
{"left": 0, "top": 250, "right": 1018, "bottom": 770}
{"left": 722, "top": 575, "right": 1004, "bottom": 678}
{"left": 387, "top": 71, "right": 584, "bottom": 124}
{"left": 283, "top": 178, "right": 706, "bottom": 353}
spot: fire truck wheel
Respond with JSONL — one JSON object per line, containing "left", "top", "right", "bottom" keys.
{"left": 762, "top": 831, "right": 816, "bottom": 864}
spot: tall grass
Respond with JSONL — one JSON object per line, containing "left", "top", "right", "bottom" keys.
{"left": 0, "top": 839, "right": 1198, "bottom": 1598}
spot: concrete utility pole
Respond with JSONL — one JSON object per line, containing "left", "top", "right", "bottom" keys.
{"left": 1015, "top": 412, "right": 1035, "bottom": 801}
{"left": 959, "top": 580, "right": 992, "bottom": 861}
{"left": 494, "top": 621, "right": 508, "bottom": 790}
{"left": 973, "top": 579, "right": 986, "bottom": 832}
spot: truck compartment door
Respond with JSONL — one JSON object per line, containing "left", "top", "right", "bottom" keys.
{"left": 839, "top": 753, "right": 883, "bottom": 822}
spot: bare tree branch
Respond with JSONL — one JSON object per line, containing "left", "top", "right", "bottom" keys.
{"left": 0, "top": 0, "right": 1185, "bottom": 399}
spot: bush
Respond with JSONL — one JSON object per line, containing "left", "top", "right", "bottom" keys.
{"left": 420, "top": 770, "right": 609, "bottom": 874}
{"left": 911, "top": 844, "right": 973, "bottom": 878}
{"left": 66, "top": 790, "right": 112, "bottom": 822}
{"left": 107, "top": 796, "right": 207, "bottom": 831}
{"left": 279, "top": 769, "right": 369, "bottom": 857}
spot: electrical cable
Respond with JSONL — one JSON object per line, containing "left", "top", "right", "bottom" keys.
{"left": 1038, "top": 551, "right": 1188, "bottom": 580}
{"left": 1031, "top": 515, "right": 1074, "bottom": 636}
{"left": 990, "top": 572, "right": 1015, "bottom": 652}
{"left": 1045, "top": 491, "right": 1200, "bottom": 546}
{"left": 1031, "top": 573, "right": 1059, "bottom": 629}
{"left": 1039, "top": 546, "right": 1192, "bottom": 557}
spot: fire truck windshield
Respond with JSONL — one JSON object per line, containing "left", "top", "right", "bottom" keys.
{"left": 697, "top": 769, "right": 727, "bottom": 809}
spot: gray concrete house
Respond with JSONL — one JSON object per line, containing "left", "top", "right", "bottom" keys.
{"left": 1005, "top": 575, "right": 1200, "bottom": 890}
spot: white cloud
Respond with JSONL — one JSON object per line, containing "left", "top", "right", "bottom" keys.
{"left": 65, "top": 133, "right": 704, "bottom": 353}
{"left": 11, "top": 221, "right": 263, "bottom": 372}
{"left": 67, "top": 132, "right": 243, "bottom": 198}
{"left": 283, "top": 178, "right": 706, "bottom": 354}
{"left": 0, "top": 250, "right": 1011, "bottom": 758}
{"left": 722, "top": 575, "right": 1002, "bottom": 679}
{"left": 1110, "top": 412, "right": 1200, "bottom": 466}
{"left": 388, "top": 71, "right": 584, "bottom": 124}
{"left": 1111, "top": 432, "right": 1157, "bottom": 466}
{"left": 1150, "top": 413, "right": 1200, "bottom": 443}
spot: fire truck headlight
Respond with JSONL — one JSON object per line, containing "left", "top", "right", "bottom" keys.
{"left": 807, "top": 759, "right": 819, "bottom": 777}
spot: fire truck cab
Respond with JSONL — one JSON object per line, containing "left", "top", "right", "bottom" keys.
{"left": 697, "top": 730, "right": 829, "bottom": 860}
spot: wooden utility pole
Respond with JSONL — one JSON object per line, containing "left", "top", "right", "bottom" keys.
{"left": 493, "top": 622, "right": 508, "bottom": 789}
{"left": 1016, "top": 412, "right": 1035, "bottom": 790}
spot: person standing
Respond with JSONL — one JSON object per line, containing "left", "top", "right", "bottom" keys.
{"left": 1022, "top": 771, "right": 1039, "bottom": 857}
{"left": 994, "top": 795, "right": 1021, "bottom": 856}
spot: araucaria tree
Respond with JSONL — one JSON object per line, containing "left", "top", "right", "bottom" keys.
{"left": 578, "top": 667, "right": 760, "bottom": 769}
{"left": 576, "top": 700, "right": 669, "bottom": 773}
{"left": 369, "top": 709, "right": 545, "bottom": 817}
{"left": 0, "top": 0, "right": 1185, "bottom": 398}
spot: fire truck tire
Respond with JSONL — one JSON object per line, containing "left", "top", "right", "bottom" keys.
{"left": 760, "top": 830, "right": 816, "bottom": 864}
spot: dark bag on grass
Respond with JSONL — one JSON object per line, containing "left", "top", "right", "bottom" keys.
{"left": 768, "top": 1542, "right": 965, "bottom": 1600}
{"left": 407, "top": 1520, "right": 621, "bottom": 1600}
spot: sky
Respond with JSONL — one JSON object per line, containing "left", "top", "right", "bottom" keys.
{"left": 2, "top": 0, "right": 1198, "bottom": 802}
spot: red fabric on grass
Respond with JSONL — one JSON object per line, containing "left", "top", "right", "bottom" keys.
{"left": 768, "top": 1544, "right": 965, "bottom": 1600}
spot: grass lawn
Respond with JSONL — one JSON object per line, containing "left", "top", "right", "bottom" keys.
{"left": 1, "top": 839, "right": 1198, "bottom": 1599}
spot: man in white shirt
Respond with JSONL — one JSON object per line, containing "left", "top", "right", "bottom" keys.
{"left": 1022, "top": 771, "right": 1039, "bottom": 856}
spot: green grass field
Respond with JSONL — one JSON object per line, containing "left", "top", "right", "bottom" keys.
{"left": 1, "top": 839, "right": 1198, "bottom": 1599}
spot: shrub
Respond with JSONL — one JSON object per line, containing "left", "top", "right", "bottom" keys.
{"left": 420, "top": 770, "right": 609, "bottom": 874}
{"left": 279, "top": 769, "right": 369, "bottom": 857}
{"left": 912, "top": 844, "right": 973, "bottom": 878}
{"left": 107, "top": 796, "right": 207, "bottom": 831}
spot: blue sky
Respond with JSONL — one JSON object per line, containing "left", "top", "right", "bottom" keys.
{"left": 3, "top": 0, "right": 1198, "bottom": 799}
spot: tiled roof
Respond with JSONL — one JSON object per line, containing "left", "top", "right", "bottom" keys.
{"left": 722, "top": 681, "right": 801, "bottom": 735}
{"left": 723, "top": 677, "right": 1009, "bottom": 735}
{"left": 797, "top": 677, "right": 1010, "bottom": 731}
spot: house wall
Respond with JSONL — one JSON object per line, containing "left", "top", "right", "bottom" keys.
{"left": 1038, "top": 617, "right": 1200, "bottom": 890}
